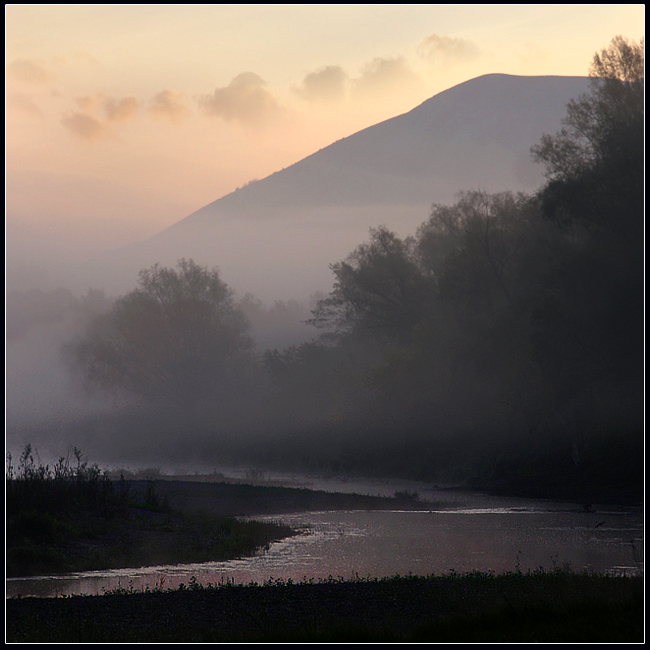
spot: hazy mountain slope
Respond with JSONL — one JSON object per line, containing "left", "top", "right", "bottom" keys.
{"left": 101, "top": 74, "right": 591, "bottom": 301}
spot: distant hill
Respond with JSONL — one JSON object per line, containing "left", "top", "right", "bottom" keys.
{"left": 96, "top": 74, "right": 591, "bottom": 301}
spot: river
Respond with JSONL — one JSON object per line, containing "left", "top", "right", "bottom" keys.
{"left": 5, "top": 475, "right": 643, "bottom": 598}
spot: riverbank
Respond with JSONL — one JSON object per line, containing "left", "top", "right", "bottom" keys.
{"left": 6, "top": 477, "right": 437, "bottom": 579}
{"left": 7, "top": 477, "right": 643, "bottom": 642}
{"left": 6, "top": 499, "right": 296, "bottom": 580}
{"left": 6, "top": 570, "right": 643, "bottom": 643}
{"left": 126, "top": 477, "right": 438, "bottom": 517}
{"left": 6, "top": 476, "right": 297, "bottom": 579}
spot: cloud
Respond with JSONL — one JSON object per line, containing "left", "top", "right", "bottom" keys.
{"left": 103, "top": 96, "right": 139, "bottom": 123}
{"left": 352, "top": 56, "right": 422, "bottom": 97}
{"left": 417, "top": 34, "right": 481, "bottom": 65}
{"left": 148, "top": 89, "right": 189, "bottom": 125}
{"left": 61, "top": 112, "right": 108, "bottom": 141}
{"left": 62, "top": 94, "right": 138, "bottom": 141}
{"left": 7, "top": 94, "right": 44, "bottom": 117}
{"left": 75, "top": 94, "right": 104, "bottom": 113}
{"left": 75, "top": 93, "right": 139, "bottom": 123}
{"left": 293, "top": 65, "right": 349, "bottom": 103}
{"left": 198, "top": 72, "right": 283, "bottom": 127}
{"left": 8, "top": 58, "right": 54, "bottom": 84}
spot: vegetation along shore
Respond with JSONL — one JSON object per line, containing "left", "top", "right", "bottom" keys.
{"left": 7, "top": 571, "right": 643, "bottom": 643}
{"left": 6, "top": 446, "right": 643, "bottom": 643}
{"left": 5, "top": 446, "right": 300, "bottom": 579}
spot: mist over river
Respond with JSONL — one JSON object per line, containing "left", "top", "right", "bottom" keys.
{"left": 6, "top": 475, "right": 643, "bottom": 599}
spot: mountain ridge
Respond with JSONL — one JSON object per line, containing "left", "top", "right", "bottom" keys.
{"left": 86, "top": 74, "right": 591, "bottom": 300}
{"left": 158, "top": 73, "right": 588, "bottom": 231}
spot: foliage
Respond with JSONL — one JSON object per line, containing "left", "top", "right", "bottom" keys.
{"left": 6, "top": 571, "right": 643, "bottom": 643}
{"left": 6, "top": 444, "right": 120, "bottom": 518}
{"left": 418, "top": 191, "right": 544, "bottom": 311}
{"left": 308, "top": 226, "right": 435, "bottom": 342}
{"left": 6, "top": 445, "right": 295, "bottom": 578}
{"left": 528, "top": 36, "right": 644, "bottom": 438}
{"left": 262, "top": 337, "right": 381, "bottom": 428}
{"left": 6, "top": 444, "right": 130, "bottom": 577}
{"left": 295, "top": 37, "right": 644, "bottom": 499}
{"left": 531, "top": 36, "right": 644, "bottom": 241}
{"left": 531, "top": 36, "right": 643, "bottom": 183}
{"left": 67, "top": 259, "right": 253, "bottom": 405}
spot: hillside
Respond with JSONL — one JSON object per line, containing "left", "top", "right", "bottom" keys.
{"left": 49, "top": 74, "right": 590, "bottom": 301}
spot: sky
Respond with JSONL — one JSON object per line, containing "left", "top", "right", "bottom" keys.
{"left": 5, "top": 4, "right": 644, "bottom": 283}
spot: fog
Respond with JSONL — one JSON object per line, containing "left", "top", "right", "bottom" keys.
{"left": 5, "top": 284, "right": 317, "bottom": 464}
{"left": 5, "top": 69, "right": 643, "bottom": 506}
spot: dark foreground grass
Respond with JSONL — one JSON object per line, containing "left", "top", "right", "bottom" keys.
{"left": 6, "top": 570, "right": 643, "bottom": 643}
{"left": 6, "top": 477, "right": 433, "bottom": 578}
{"left": 7, "top": 495, "right": 296, "bottom": 579}
{"left": 6, "top": 446, "right": 440, "bottom": 579}
{"left": 6, "top": 448, "right": 297, "bottom": 578}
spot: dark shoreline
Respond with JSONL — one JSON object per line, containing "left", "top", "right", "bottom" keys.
{"left": 6, "top": 479, "right": 643, "bottom": 642}
{"left": 128, "top": 474, "right": 643, "bottom": 518}
{"left": 6, "top": 571, "right": 643, "bottom": 643}
{"left": 8, "top": 476, "right": 640, "bottom": 581}
{"left": 125, "top": 476, "right": 445, "bottom": 517}
{"left": 6, "top": 478, "right": 441, "bottom": 581}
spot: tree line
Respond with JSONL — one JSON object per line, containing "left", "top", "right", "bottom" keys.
{"left": 63, "top": 37, "right": 644, "bottom": 501}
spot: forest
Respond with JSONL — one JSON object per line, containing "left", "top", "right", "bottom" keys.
{"left": 7, "top": 37, "right": 644, "bottom": 507}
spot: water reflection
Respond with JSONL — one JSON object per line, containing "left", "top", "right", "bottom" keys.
{"left": 7, "top": 490, "right": 642, "bottom": 599}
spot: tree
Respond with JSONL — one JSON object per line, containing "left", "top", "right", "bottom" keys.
{"left": 530, "top": 36, "right": 643, "bottom": 241}
{"left": 531, "top": 35, "right": 643, "bottom": 182}
{"left": 529, "top": 35, "right": 644, "bottom": 359}
{"left": 369, "top": 191, "right": 552, "bottom": 424}
{"left": 309, "top": 226, "right": 435, "bottom": 342}
{"left": 528, "top": 36, "right": 644, "bottom": 457}
{"left": 69, "top": 259, "right": 252, "bottom": 406}
{"left": 417, "top": 190, "right": 542, "bottom": 314}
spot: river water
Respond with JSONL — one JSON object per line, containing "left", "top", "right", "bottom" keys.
{"left": 6, "top": 475, "right": 643, "bottom": 599}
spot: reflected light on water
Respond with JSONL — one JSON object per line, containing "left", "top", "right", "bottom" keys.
{"left": 7, "top": 493, "right": 643, "bottom": 599}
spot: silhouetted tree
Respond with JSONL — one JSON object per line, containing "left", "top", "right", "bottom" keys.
{"left": 418, "top": 191, "right": 545, "bottom": 313}
{"left": 309, "top": 226, "right": 435, "bottom": 343}
{"left": 528, "top": 36, "right": 644, "bottom": 473}
{"left": 531, "top": 35, "right": 644, "bottom": 242}
{"left": 68, "top": 259, "right": 252, "bottom": 406}
{"left": 372, "top": 191, "right": 551, "bottom": 429}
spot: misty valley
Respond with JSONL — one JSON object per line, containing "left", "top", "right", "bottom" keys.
{"left": 5, "top": 36, "right": 644, "bottom": 643}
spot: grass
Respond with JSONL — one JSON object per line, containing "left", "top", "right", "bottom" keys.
{"left": 5, "top": 445, "right": 644, "bottom": 642}
{"left": 6, "top": 570, "right": 644, "bottom": 643}
{"left": 6, "top": 446, "right": 296, "bottom": 578}
{"left": 7, "top": 506, "right": 296, "bottom": 578}
{"left": 6, "top": 445, "right": 441, "bottom": 578}
{"left": 128, "top": 476, "right": 440, "bottom": 518}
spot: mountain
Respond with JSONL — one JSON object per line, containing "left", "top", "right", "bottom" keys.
{"left": 102, "top": 74, "right": 591, "bottom": 301}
